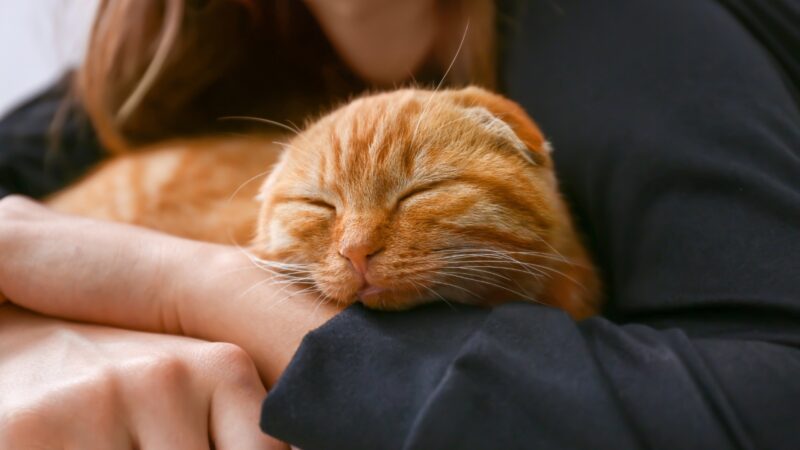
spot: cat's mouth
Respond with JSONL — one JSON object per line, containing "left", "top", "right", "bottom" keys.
{"left": 357, "top": 284, "right": 387, "bottom": 301}
{"left": 353, "top": 282, "right": 421, "bottom": 310}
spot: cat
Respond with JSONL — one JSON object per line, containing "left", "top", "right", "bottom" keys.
{"left": 49, "top": 87, "right": 601, "bottom": 319}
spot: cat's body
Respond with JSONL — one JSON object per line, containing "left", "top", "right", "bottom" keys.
{"left": 50, "top": 87, "right": 601, "bottom": 319}
{"left": 50, "top": 136, "right": 280, "bottom": 244}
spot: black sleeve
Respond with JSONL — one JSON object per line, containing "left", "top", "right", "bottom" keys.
{"left": 261, "top": 0, "right": 800, "bottom": 448}
{"left": 0, "top": 73, "right": 103, "bottom": 199}
{"left": 264, "top": 304, "right": 800, "bottom": 450}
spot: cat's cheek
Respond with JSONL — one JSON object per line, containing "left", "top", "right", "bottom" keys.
{"left": 313, "top": 261, "right": 363, "bottom": 303}
{"left": 263, "top": 220, "right": 297, "bottom": 254}
{"left": 262, "top": 202, "right": 331, "bottom": 252}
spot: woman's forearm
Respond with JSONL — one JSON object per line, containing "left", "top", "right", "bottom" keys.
{"left": 0, "top": 196, "right": 340, "bottom": 386}
{"left": 174, "top": 247, "right": 340, "bottom": 386}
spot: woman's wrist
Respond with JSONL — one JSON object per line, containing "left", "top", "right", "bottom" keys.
{"left": 176, "top": 245, "right": 342, "bottom": 386}
{"left": 0, "top": 196, "right": 341, "bottom": 387}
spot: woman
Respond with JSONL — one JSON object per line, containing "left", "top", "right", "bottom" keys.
{"left": 2, "top": 0, "right": 799, "bottom": 448}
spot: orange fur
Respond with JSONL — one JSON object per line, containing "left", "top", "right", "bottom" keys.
{"left": 52, "top": 87, "right": 602, "bottom": 319}
{"left": 48, "top": 136, "right": 282, "bottom": 244}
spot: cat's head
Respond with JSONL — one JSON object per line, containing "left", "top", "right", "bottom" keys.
{"left": 253, "top": 87, "right": 599, "bottom": 316}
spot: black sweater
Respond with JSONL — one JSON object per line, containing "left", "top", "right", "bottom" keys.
{"left": 262, "top": 1, "right": 800, "bottom": 448}
{"left": 2, "top": 1, "right": 798, "bottom": 449}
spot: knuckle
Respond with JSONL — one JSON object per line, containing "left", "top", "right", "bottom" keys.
{"left": 133, "top": 355, "right": 190, "bottom": 390}
{"left": 0, "top": 195, "right": 36, "bottom": 219}
{"left": 204, "top": 343, "right": 258, "bottom": 381}
{"left": 47, "top": 369, "right": 120, "bottom": 417}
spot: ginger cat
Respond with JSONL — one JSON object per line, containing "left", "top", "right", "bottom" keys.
{"left": 50, "top": 87, "right": 601, "bottom": 319}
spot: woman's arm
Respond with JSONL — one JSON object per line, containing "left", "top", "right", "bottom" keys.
{"left": 4, "top": 197, "right": 798, "bottom": 449}
{"left": 0, "top": 195, "right": 340, "bottom": 386}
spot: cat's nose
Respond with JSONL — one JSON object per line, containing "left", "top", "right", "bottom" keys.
{"left": 339, "top": 243, "right": 383, "bottom": 276}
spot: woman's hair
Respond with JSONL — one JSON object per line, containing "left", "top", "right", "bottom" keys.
{"left": 78, "top": 0, "right": 496, "bottom": 152}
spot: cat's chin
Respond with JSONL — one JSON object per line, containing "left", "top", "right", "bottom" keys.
{"left": 354, "top": 286, "right": 433, "bottom": 311}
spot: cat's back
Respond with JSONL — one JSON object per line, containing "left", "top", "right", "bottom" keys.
{"left": 48, "top": 136, "right": 283, "bottom": 244}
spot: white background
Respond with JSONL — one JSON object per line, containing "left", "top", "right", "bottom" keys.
{"left": 0, "top": 0, "right": 98, "bottom": 118}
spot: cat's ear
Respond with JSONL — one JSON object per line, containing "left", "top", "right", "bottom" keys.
{"left": 446, "top": 86, "right": 552, "bottom": 166}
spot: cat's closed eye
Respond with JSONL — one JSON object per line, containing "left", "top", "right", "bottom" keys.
{"left": 286, "top": 197, "right": 336, "bottom": 212}
{"left": 397, "top": 186, "right": 433, "bottom": 204}
{"left": 396, "top": 180, "right": 454, "bottom": 206}
{"left": 306, "top": 199, "right": 336, "bottom": 211}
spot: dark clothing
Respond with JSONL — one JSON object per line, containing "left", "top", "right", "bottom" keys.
{"left": 261, "top": 1, "right": 800, "bottom": 449}
{"left": 1, "top": 1, "right": 799, "bottom": 449}
{"left": 0, "top": 75, "right": 103, "bottom": 200}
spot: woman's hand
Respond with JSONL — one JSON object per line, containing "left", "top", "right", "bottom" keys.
{"left": 0, "top": 305, "right": 286, "bottom": 449}
{"left": 0, "top": 196, "right": 341, "bottom": 386}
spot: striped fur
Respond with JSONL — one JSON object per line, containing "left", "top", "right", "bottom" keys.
{"left": 50, "top": 87, "right": 601, "bottom": 319}
{"left": 253, "top": 87, "right": 601, "bottom": 317}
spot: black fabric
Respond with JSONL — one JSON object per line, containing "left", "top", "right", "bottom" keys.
{"left": 262, "top": 1, "right": 800, "bottom": 449}
{"left": 0, "top": 74, "right": 104, "bottom": 199}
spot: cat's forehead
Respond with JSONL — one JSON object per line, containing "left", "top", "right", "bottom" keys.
{"left": 316, "top": 89, "right": 522, "bottom": 154}
{"left": 278, "top": 89, "right": 537, "bottom": 202}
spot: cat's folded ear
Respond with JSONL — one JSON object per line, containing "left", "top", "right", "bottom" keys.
{"left": 446, "top": 86, "right": 552, "bottom": 167}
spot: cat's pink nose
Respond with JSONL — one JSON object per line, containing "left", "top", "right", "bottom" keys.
{"left": 339, "top": 243, "right": 382, "bottom": 276}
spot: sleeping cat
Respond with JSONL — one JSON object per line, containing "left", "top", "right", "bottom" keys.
{"left": 50, "top": 87, "right": 601, "bottom": 319}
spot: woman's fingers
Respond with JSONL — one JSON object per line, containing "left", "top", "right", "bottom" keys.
{"left": 211, "top": 382, "right": 287, "bottom": 450}
{"left": 205, "top": 344, "right": 289, "bottom": 450}
{"left": 0, "top": 308, "right": 285, "bottom": 450}
{"left": 124, "top": 358, "right": 211, "bottom": 450}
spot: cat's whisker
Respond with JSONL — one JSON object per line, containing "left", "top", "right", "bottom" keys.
{"left": 414, "top": 280, "right": 459, "bottom": 310}
{"left": 426, "top": 279, "right": 481, "bottom": 304}
{"left": 207, "top": 263, "right": 285, "bottom": 279}
{"left": 435, "top": 248, "right": 561, "bottom": 258}
{"left": 437, "top": 269, "right": 512, "bottom": 292}
{"left": 218, "top": 116, "right": 302, "bottom": 135}
{"left": 436, "top": 252, "right": 550, "bottom": 275}
{"left": 237, "top": 276, "right": 282, "bottom": 300}
{"left": 309, "top": 292, "right": 335, "bottom": 320}
{"left": 442, "top": 265, "right": 514, "bottom": 282}
{"left": 441, "top": 271, "right": 546, "bottom": 306}
{"left": 516, "top": 262, "right": 588, "bottom": 292}
{"left": 226, "top": 167, "right": 275, "bottom": 205}
{"left": 248, "top": 263, "right": 310, "bottom": 277}
{"left": 286, "top": 120, "right": 302, "bottom": 134}
{"left": 245, "top": 254, "right": 311, "bottom": 270}
{"left": 442, "top": 261, "right": 548, "bottom": 278}
{"left": 236, "top": 251, "right": 321, "bottom": 299}
{"left": 437, "top": 249, "right": 553, "bottom": 279}
{"left": 434, "top": 247, "right": 574, "bottom": 265}
{"left": 438, "top": 266, "right": 541, "bottom": 303}
{"left": 475, "top": 253, "right": 587, "bottom": 292}
{"left": 411, "top": 20, "right": 470, "bottom": 144}
{"left": 257, "top": 283, "right": 321, "bottom": 314}
{"left": 216, "top": 116, "right": 319, "bottom": 156}
{"left": 407, "top": 279, "right": 426, "bottom": 300}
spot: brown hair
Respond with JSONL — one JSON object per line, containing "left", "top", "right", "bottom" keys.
{"left": 78, "top": 0, "right": 496, "bottom": 153}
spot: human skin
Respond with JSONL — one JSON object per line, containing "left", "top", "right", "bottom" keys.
{"left": 0, "top": 304, "right": 287, "bottom": 450}
{"left": 0, "top": 195, "right": 339, "bottom": 448}
{"left": 0, "top": 196, "right": 341, "bottom": 386}
{"left": 304, "top": 0, "right": 439, "bottom": 84}
{"left": 0, "top": 2, "right": 445, "bottom": 446}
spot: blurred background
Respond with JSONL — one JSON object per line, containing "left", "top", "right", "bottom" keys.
{"left": 0, "top": 0, "right": 98, "bottom": 118}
